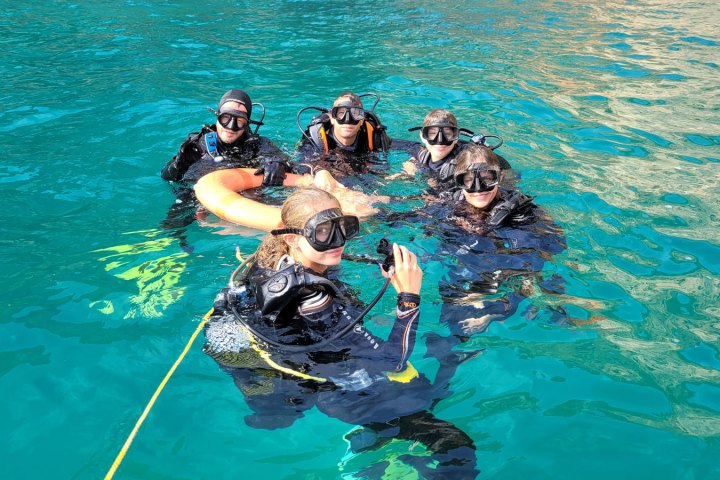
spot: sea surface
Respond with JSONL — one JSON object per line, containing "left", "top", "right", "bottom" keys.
{"left": 1, "top": 1, "right": 719, "bottom": 479}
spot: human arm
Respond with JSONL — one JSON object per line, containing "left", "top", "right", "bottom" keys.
{"left": 381, "top": 243, "right": 423, "bottom": 371}
{"left": 311, "top": 169, "right": 385, "bottom": 219}
{"left": 194, "top": 168, "right": 315, "bottom": 231}
{"left": 385, "top": 142, "right": 424, "bottom": 180}
{"left": 402, "top": 160, "right": 418, "bottom": 176}
{"left": 194, "top": 168, "right": 380, "bottom": 230}
{"left": 254, "top": 137, "right": 294, "bottom": 187}
{"left": 381, "top": 243, "right": 422, "bottom": 295}
{"left": 161, "top": 133, "right": 203, "bottom": 182}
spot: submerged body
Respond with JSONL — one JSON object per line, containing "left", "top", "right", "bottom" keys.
{"left": 204, "top": 257, "right": 477, "bottom": 478}
{"left": 435, "top": 189, "right": 567, "bottom": 336}
{"left": 204, "top": 188, "right": 477, "bottom": 478}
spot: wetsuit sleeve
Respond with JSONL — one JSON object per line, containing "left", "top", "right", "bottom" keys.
{"left": 254, "top": 137, "right": 294, "bottom": 186}
{"left": 406, "top": 144, "right": 429, "bottom": 170}
{"left": 384, "top": 293, "right": 421, "bottom": 371}
{"left": 161, "top": 135, "right": 203, "bottom": 182}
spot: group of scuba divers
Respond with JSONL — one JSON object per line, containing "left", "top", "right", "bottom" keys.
{"left": 161, "top": 89, "right": 567, "bottom": 478}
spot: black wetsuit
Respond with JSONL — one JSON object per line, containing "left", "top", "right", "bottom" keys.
{"left": 204, "top": 257, "right": 478, "bottom": 478}
{"left": 294, "top": 113, "right": 394, "bottom": 182}
{"left": 159, "top": 125, "right": 289, "bottom": 249}
{"left": 432, "top": 188, "right": 567, "bottom": 337}
{"left": 162, "top": 124, "right": 289, "bottom": 184}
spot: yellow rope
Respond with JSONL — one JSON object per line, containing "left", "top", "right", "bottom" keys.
{"left": 104, "top": 308, "right": 214, "bottom": 480}
{"left": 253, "top": 346, "right": 327, "bottom": 382}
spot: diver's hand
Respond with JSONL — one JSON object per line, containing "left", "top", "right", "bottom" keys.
{"left": 402, "top": 160, "right": 417, "bottom": 176}
{"left": 313, "top": 169, "right": 344, "bottom": 192}
{"left": 255, "top": 160, "right": 291, "bottom": 187}
{"left": 381, "top": 243, "right": 422, "bottom": 295}
{"left": 387, "top": 160, "right": 418, "bottom": 180}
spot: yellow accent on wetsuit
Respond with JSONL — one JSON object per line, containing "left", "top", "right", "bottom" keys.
{"left": 386, "top": 361, "right": 419, "bottom": 383}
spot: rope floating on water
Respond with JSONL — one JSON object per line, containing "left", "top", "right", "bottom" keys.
{"left": 104, "top": 308, "right": 214, "bottom": 479}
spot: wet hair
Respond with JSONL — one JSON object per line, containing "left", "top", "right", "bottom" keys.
{"left": 423, "top": 108, "right": 458, "bottom": 127}
{"left": 333, "top": 92, "right": 363, "bottom": 107}
{"left": 255, "top": 188, "right": 341, "bottom": 269}
{"left": 455, "top": 144, "right": 501, "bottom": 175}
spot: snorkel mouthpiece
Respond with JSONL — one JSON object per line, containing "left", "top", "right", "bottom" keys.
{"left": 376, "top": 238, "right": 395, "bottom": 272}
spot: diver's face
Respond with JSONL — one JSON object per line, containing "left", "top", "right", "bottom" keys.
{"left": 216, "top": 101, "right": 247, "bottom": 144}
{"left": 330, "top": 99, "right": 364, "bottom": 146}
{"left": 463, "top": 184, "right": 499, "bottom": 210}
{"left": 420, "top": 132, "right": 457, "bottom": 163}
{"left": 460, "top": 163, "right": 501, "bottom": 210}
{"left": 288, "top": 201, "right": 346, "bottom": 272}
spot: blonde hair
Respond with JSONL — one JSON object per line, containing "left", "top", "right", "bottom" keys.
{"left": 334, "top": 92, "right": 363, "bottom": 107}
{"left": 255, "top": 188, "right": 341, "bottom": 269}
{"left": 423, "top": 108, "right": 458, "bottom": 127}
{"left": 455, "top": 144, "right": 501, "bottom": 174}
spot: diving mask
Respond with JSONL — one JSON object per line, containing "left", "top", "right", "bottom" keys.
{"left": 422, "top": 123, "right": 459, "bottom": 146}
{"left": 456, "top": 164, "right": 500, "bottom": 193}
{"left": 271, "top": 208, "right": 360, "bottom": 252}
{"left": 216, "top": 109, "right": 249, "bottom": 132}
{"left": 331, "top": 103, "right": 365, "bottom": 125}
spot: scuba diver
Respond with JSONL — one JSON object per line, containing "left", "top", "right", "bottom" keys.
{"left": 203, "top": 188, "right": 478, "bottom": 479}
{"left": 296, "top": 92, "right": 391, "bottom": 158}
{"left": 162, "top": 89, "right": 292, "bottom": 186}
{"left": 400, "top": 108, "right": 513, "bottom": 195}
{"left": 294, "top": 92, "right": 393, "bottom": 178}
{"left": 159, "top": 89, "right": 293, "bottom": 249}
{"left": 429, "top": 144, "right": 566, "bottom": 337}
{"left": 386, "top": 143, "right": 564, "bottom": 342}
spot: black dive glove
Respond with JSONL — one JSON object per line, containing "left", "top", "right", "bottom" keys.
{"left": 255, "top": 160, "right": 292, "bottom": 187}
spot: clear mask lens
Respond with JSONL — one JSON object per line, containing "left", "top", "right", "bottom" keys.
{"left": 457, "top": 168, "right": 499, "bottom": 192}
{"left": 217, "top": 112, "right": 249, "bottom": 131}
{"left": 305, "top": 210, "right": 360, "bottom": 251}
{"left": 423, "top": 125, "right": 459, "bottom": 145}
{"left": 331, "top": 106, "right": 364, "bottom": 124}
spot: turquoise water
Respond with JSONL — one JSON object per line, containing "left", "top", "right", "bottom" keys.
{"left": 2, "top": 0, "right": 719, "bottom": 478}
